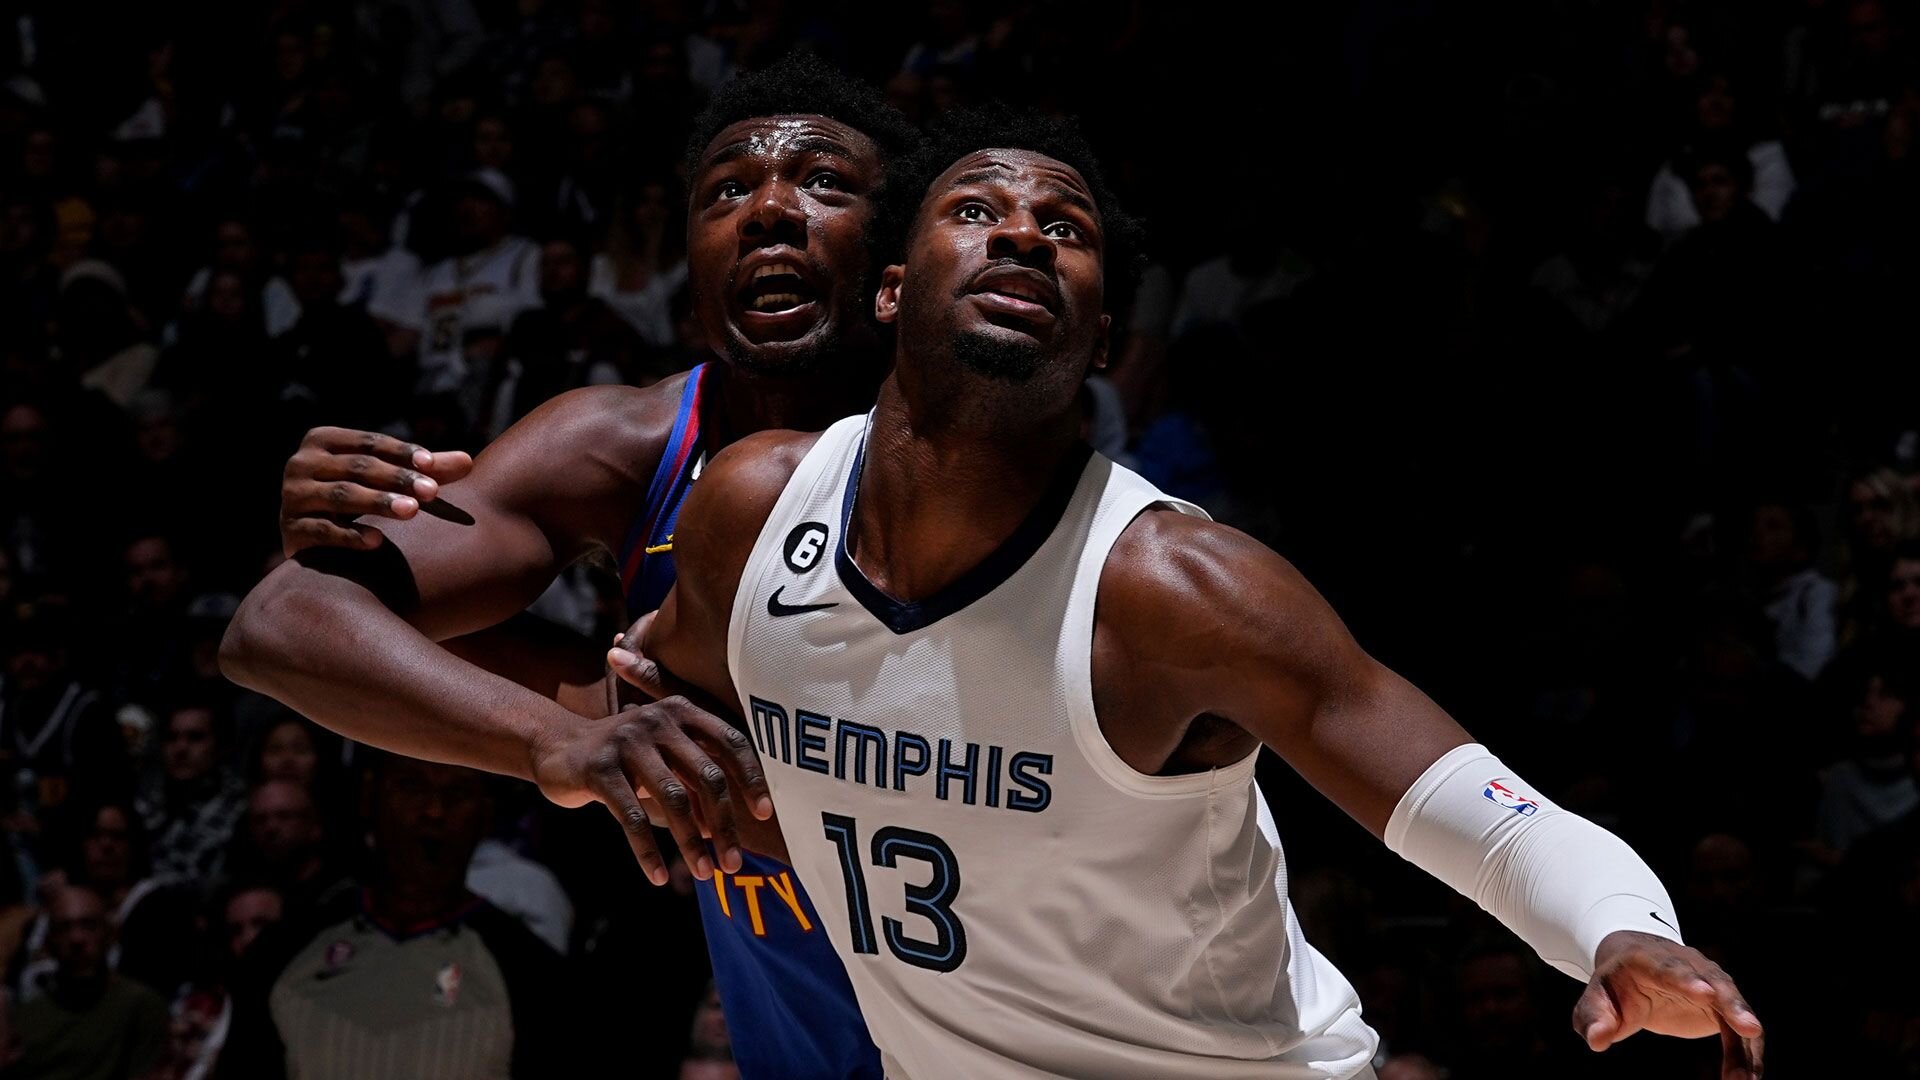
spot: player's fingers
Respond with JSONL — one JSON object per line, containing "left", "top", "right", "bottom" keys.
{"left": 283, "top": 478, "right": 422, "bottom": 521}
{"left": 607, "top": 644, "right": 668, "bottom": 701}
{"left": 298, "top": 451, "right": 442, "bottom": 502}
{"left": 687, "top": 713, "right": 773, "bottom": 821}
{"left": 1699, "top": 967, "right": 1763, "bottom": 1039}
{"left": 618, "top": 738, "right": 714, "bottom": 881}
{"left": 1571, "top": 979, "right": 1622, "bottom": 1051}
{"left": 657, "top": 729, "right": 742, "bottom": 874}
{"left": 281, "top": 517, "right": 386, "bottom": 556}
{"left": 1718, "top": 1013, "right": 1763, "bottom": 1080}
{"left": 587, "top": 762, "right": 668, "bottom": 886}
{"left": 306, "top": 426, "right": 428, "bottom": 467}
{"left": 412, "top": 448, "right": 473, "bottom": 484}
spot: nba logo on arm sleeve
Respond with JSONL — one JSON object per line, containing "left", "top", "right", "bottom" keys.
{"left": 1483, "top": 779, "right": 1539, "bottom": 816}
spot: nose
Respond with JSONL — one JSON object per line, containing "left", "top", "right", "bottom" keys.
{"left": 986, "top": 210, "right": 1055, "bottom": 271}
{"left": 741, "top": 180, "right": 806, "bottom": 248}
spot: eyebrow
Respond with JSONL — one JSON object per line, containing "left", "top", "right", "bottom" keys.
{"left": 944, "top": 166, "right": 1099, "bottom": 220}
{"left": 702, "top": 134, "right": 858, "bottom": 171}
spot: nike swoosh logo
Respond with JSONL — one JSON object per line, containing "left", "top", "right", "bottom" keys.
{"left": 1650, "top": 911, "right": 1676, "bottom": 932}
{"left": 767, "top": 587, "right": 839, "bottom": 618}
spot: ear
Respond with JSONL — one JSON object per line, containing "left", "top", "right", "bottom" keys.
{"left": 875, "top": 264, "right": 906, "bottom": 325}
{"left": 1089, "top": 312, "right": 1112, "bottom": 372}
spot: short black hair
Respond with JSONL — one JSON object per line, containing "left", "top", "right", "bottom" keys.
{"left": 683, "top": 51, "right": 922, "bottom": 178}
{"left": 870, "top": 103, "right": 1146, "bottom": 293}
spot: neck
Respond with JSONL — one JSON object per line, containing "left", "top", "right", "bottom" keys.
{"left": 706, "top": 354, "right": 886, "bottom": 454}
{"left": 849, "top": 374, "right": 1080, "bottom": 602}
{"left": 367, "top": 874, "right": 469, "bottom": 929}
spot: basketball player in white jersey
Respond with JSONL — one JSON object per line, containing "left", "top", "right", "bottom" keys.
{"left": 620, "top": 108, "right": 1766, "bottom": 1078}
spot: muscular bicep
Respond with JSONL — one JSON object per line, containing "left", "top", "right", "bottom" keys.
{"left": 1102, "top": 513, "right": 1471, "bottom": 837}
{"left": 314, "top": 386, "right": 667, "bottom": 642}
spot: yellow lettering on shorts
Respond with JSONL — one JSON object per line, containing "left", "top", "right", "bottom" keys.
{"left": 711, "top": 869, "right": 731, "bottom": 917}
{"left": 768, "top": 872, "right": 814, "bottom": 932}
{"left": 734, "top": 875, "right": 768, "bottom": 936}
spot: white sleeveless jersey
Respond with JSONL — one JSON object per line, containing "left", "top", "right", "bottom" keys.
{"left": 728, "top": 414, "right": 1377, "bottom": 1079}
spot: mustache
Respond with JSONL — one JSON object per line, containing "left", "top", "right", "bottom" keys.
{"left": 952, "top": 258, "right": 1063, "bottom": 305}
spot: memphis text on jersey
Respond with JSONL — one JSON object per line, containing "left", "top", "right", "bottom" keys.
{"left": 748, "top": 697, "right": 1053, "bottom": 813}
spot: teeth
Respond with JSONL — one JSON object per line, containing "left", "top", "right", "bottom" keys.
{"left": 751, "top": 293, "right": 805, "bottom": 312}
{"left": 752, "top": 262, "right": 801, "bottom": 281}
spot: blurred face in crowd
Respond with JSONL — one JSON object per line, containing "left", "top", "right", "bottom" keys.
{"left": 83, "top": 805, "right": 134, "bottom": 889}
{"left": 689, "top": 981, "right": 730, "bottom": 1052}
{"left": 473, "top": 116, "right": 514, "bottom": 171}
{"left": 539, "top": 240, "right": 586, "bottom": 304}
{"left": 1686, "top": 832, "right": 1756, "bottom": 914}
{"left": 369, "top": 757, "right": 491, "bottom": 893}
{"left": 1857, "top": 674, "right": 1909, "bottom": 743}
{"left": 1688, "top": 160, "right": 1743, "bottom": 223}
{"left": 568, "top": 102, "right": 612, "bottom": 167}
{"left": 206, "top": 269, "right": 250, "bottom": 323}
{"left": 287, "top": 250, "right": 344, "bottom": 308}
{"left": 124, "top": 535, "right": 184, "bottom": 609}
{"left": 531, "top": 55, "right": 577, "bottom": 107}
{"left": 878, "top": 148, "right": 1111, "bottom": 424}
{"left": 48, "top": 886, "right": 111, "bottom": 984}
{"left": 224, "top": 887, "right": 283, "bottom": 958}
{"left": 260, "top": 720, "right": 319, "bottom": 787}
{"left": 1747, "top": 503, "right": 1803, "bottom": 575}
{"left": 1696, "top": 74, "right": 1736, "bottom": 131}
{"left": 453, "top": 192, "right": 509, "bottom": 250}
{"left": 632, "top": 181, "right": 673, "bottom": 237}
{"left": 249, "top": 780, "right": 322, "bottom": 866}
{"left": 1849, "top": 477, "right": 1905, "bottom": 551}
{"left": 3, "top": 402, "right": 48, "bottom": 483}
{"left": 163, "top": 707, "right": 220, "bottom": 784}
{"left": 213, "top": 220, "right": 256, "bottom": 272}
{"left": 688, "top": 115, "right": 885, "bottom": 376}
{"left": 1888, "top": 557, "right": 1920, "bottom": 630}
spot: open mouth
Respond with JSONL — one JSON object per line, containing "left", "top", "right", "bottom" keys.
{"left": 737, "top": 260, "right": 820, "bottom": 316}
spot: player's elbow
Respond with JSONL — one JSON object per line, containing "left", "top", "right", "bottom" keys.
{"left": 220, "top": 565, "right": 332, "bottom": 690}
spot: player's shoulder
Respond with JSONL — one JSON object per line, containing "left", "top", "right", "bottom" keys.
{"left": 492, "top": 376, "right": 692, "bottom": 485}
{"left": 673, "top": 427, "right": 827, "bottom": 570}
{"left": 1098, "top": 508, "right": 1314, "bottom": 641}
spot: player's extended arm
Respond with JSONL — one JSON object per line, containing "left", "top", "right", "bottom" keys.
{"left": 1099, "top": 511, "right": 1764, "bottom": 1077}
{"left": 223, "top": 386, "right": 651, "bottom": 755}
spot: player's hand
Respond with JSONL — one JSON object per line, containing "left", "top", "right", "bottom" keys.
{"left": 1575, "top": 931, "right": 1764, "bottom": 1079}
{"left": 608, "top": 612, "right": 669, "bottom": 701}
{"left": 280, "top": 427, "right": 474, "bottom": 556}
{"left": 528, "top": 696, "right": 773, "bottom": 888}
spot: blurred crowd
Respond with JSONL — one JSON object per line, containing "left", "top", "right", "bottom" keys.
{"left": 3, "top": 0, "right": 1920, "bottom": 1076}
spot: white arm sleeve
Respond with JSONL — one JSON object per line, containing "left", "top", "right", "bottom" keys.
{"left": 1383, "top": 743, "right": 1683, "bottom": 982}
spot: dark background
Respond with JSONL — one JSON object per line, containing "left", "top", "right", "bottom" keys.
{"left": 4, "top": 0, "right": 1918, "bottom": 1076}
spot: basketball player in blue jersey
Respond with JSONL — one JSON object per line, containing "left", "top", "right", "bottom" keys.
{"left": 626, "top": 108, "right": 1768, "bottom": 1079}
{"left": 223, "top": 55, "right": 912, "bottom": 1080}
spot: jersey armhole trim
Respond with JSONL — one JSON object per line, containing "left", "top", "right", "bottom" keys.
{"left": 1063, "top": 481, "right": 1262, "bottom": 800}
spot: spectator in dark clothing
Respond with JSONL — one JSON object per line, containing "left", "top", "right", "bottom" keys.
{"left": 11, "top": 884, "right": 168, "bottom": 1080}
{"left": 221, "top": 754, "right": 573, "bottom": 1079}
{"left": 0, "top": 605, "right": 130, "bottom": 836}
{"left": 136, "top": 700, "right": 246, "bottom": 883}
{"left": 484, "top": 235, "right": 648, "bottom": 437}
{"left": 278, "top": 237, "right": 407, "bottom": 433}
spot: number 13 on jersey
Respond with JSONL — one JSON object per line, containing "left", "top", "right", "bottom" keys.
{"left": 822, "top": 813, "right": 968, "bottom": 973}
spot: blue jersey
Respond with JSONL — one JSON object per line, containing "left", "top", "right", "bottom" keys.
{"left": 617, "top": 365, "right": 881, "bottom": 1080}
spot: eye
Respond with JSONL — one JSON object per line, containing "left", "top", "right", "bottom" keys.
{"left": 1043, "top": 222, "right": 1082, "bottom": 241}
{"left": 957, "top": 203, "right": 994, "bottom": 223}
{"left": 715, "top": 180, "right": 747, "bottom": 200}
{"left": 804, "top": 171, "right": 842, "bottom": 191}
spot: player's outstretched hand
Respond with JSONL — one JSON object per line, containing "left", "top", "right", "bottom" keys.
{"left": 528, "top": 694, "right": 773, "bottom": 888}
{"left": 280, "top": 427, "right": 475, "bottom": 556}
{"left": 1575, "top": 931, "right": 1764, "bottom": 1079}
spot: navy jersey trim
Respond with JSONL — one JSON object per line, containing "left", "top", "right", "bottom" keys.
{"left": 834, "top": 425, "right": 1093, "bottom": 635}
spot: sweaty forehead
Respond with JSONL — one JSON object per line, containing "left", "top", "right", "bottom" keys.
{"left": 698, "top": 115, "right": 881, "bottom": 173}
{"left": 933, "top": 149, "right": 1093, "bottom": 203}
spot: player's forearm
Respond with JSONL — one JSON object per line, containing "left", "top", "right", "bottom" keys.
{"left": 221, "top": 562, "right": 581, "bottom": 782}
{"left": 1384, "top": 743, "right": 1681, "bottom": 981}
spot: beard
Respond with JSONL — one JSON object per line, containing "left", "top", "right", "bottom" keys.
{"left": 950, "top": 327, "right": 1045, "bottom": 382}
{"left": 723, "top": 319, "right": 842, "bottom": 376}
